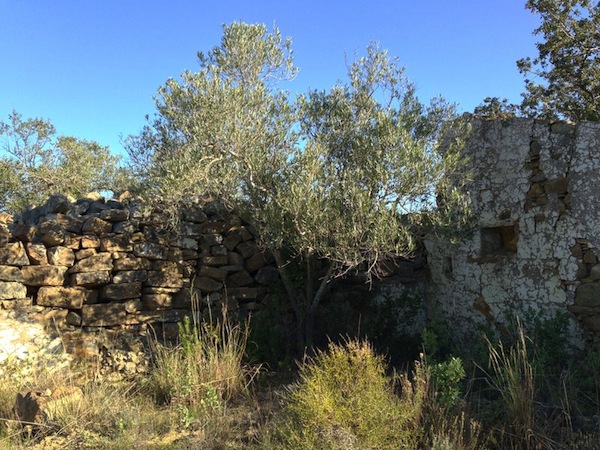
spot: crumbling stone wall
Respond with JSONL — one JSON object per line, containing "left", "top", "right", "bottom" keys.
{"left": 0, "top": 194, "right": 278, "bottom": 367}
{"left": 426, "top": 117, "right": 600, "bottom": 348}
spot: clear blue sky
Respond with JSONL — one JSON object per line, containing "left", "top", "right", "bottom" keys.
{"left": 0, "top": 1, "right": 539, "bottom": 156}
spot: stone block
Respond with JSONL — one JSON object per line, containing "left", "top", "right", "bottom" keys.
{"left": 199, "top": 265, "right": 228, "bottom": 281}
{"left": 11, "top": 223, "right": 36, "bottom": 242}
{"left": 101, "top": 282, "right": 142, "bottom": 300}
{"left": 183, "top": 207, "right": 208, "bottom": 223}
{"left": 39, "top": 221, "right": 65, "bottom": 246}
{"left": 25, "top": 243, "right": 48, "bottom": 265}
{"left": 201, "top": 234, "right": 223, "bottom": 246}
{"left": 113, "top": 255, "right": 151, "bottom": 270}
{"left": 47, "top": 246, "right": 75, "bottom": 266}
{"left": 223, "top": 229, "right": 243, "bottom": 251}
{"left": 37, "top": 286, "right": 97, "bottom": 308}
{"left": 202, "top": 255, "right": 228, "bottom": 266}
{"left": 0, "top": 242, "right": 30, "bottom": 266}
{"left": 226, "top": 270, "right": 254, "bottom": 287}
{"left": 69, "top": 252, "right": 113, "bottom": 273}
{"left": 200, "top": 220, "right": 228, "bottom": 234}
{"left": 100, "top": 208, "right": 130, "bottom": 222}
{"left": 245, "top": 251, "right": 270, "bottom": 273}
{"left": 100, "top": 235, "right": 133, "bottom": 252}
{"left": 21, "top": 265, "right": 67, "bottom": 286}
{"left": 210, "top": 245, "right": 228, "bottom": 256}
{"left": 236, "top": 241, "right": 259, "bottom": 259}
{"left": 195, "top": 276, "right": 222, "bottom": 293}
{"left": 75, "top": 248, "right": 96, "bottom": 260}
{"left": 82, "top": 217, "right": 112, "bottom": 235}
{"left": 81, "top": 235, "right": 100, "bottom": 249}
{"left": 0, "top": 281, "right": 27, "bottom": 299}
{"left": 142, "top": 294, "right": 173, "bottom": 310}
{"left": 255, "top": 266, "right": 280, "bottom": 285}
{"left": 146, "top": 270, "right": 184, "bottom": 288}
{"left": 226, "top": 287, "right": 258, "bottom": 301}
{"left": 82, "top": 302, "right": 128, "bottom": 326}
{"left": 134, "top": 242, "right": 167, "bottom": 260}
{"left": 173, "top": 236, "right": 198, "bottom": 250}
{"left": 71, "top": 271, "right": 111, "bottom": 287}
{"left": 575, "top": 283, "right": 600, "bottom": 307}
{"left": 0, "top": 265, "right": 23, "bottom": 282}
{"left": 113, "top": 270, "right": 148, "bottom": 284}
{"left": 228, "top": 251, "right": 245, "bottom": 267}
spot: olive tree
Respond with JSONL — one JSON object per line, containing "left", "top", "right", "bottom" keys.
{"left": 518, "top": 0, "right": 600, "bottom": 121}
{"left": 128, "top": 22, "right": 471, "bottom": 350}
{"left": 0, "top": 110, "right": 125, "bottom": 213}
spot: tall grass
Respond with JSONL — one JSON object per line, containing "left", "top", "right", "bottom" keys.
{"left": 147, "top": 301, "right": 259, "bottom": 427}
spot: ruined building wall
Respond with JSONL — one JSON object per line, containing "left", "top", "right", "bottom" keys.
{"left": 0, "top": 195, "right": 279, "bottom": 369}
{"left": 426, "top": 117, "right": 600, "bottom": 348}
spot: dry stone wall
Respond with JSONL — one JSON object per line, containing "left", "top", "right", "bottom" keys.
{"left": 426, "top": 117, "right": 600, "bottom": 348}
{"left": 0, "top": 194, "right": 278, "bottom": 364}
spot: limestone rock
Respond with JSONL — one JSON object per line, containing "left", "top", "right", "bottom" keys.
{"left": 133, "top": 242, "right": 167, "bottom": 260}
{"left": 69, "top": 252, "right": 113, "bottom": 273}
{"left": 113, "top": 270, "right": 148, "bottom": 284}
{"left": 47, "top": 246, "right": 75, "bottom": 266}
{"left": 71, "top": 271, "right": 111, "bottom": 287}
{"left": 82, "top": 217, "right": 112, "bottom": 235}
{"left": 0, "top": 281, "right": 27, "bottom": 299}
{"left": 21, "top": 265, "right": 67, "bottom": 286}
{"left": 0, "top": 242, "right": 30, "bottom": 266}
{"left": 0, "top": 265, "right": 24, "bottom": 282}
{"left": 25, "top": 243, "right": 48, "bottom": 265}
{"left": 101, "top": 282, "right": 142, "bottom": 300}
{"left": 37, "top": 286, "right": 96, "bottom": 308}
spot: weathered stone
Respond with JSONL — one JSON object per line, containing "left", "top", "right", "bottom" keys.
{"left": 178, "top": 222, "right": 204, "bottom": 237}
{"left": 113, "top": 255, "right": 151, "bottom": 270}
{"left": 0, "top": 281, "right": 27, "bottom": 299}
{"left": 101, "top": 282, "right": 142, "bottom": 300}
{"left": 226, "top": 270, "right": 254, "bottom": 287}
{"left": 575, "top": 283, "right": 600, "bottom": 307}
{"left": 82, "top": 302, "right": 127, "bottom": 326}
{"left": 100, "top": 235, "right": 133, "bottom": 252}
{"left": 183, "top": 207, "right": 208, "bottom": 223}
{"left": 221, "top": 264, "right": 244, "bottom": 273}
{"left": 195, "top": 276, "right": 222, "bottom": 293}
{"left": 0, "top": 265, "right": 23, "bottom": 282}
{"left": 143, "top": 286, "right": 181, "bottom": 294}
{"left": 544, "top": 177, "right": 569, "bottom": 194}
{"left": 69, "top": 252, "right": 113, "bottom": 273}
{"left": 25, "top": 243, "right": 48, "bottom": 265}
{"left": 223, "top": 230, "right": 243, "bottom": 251}
{"left": 66, "top": 311, "right": 82, "bottom": 326}
{"left": 21, "top": 265, "right": 67, "bottom": 286}
{"left": 199, "top": 265, "right": 228, "bottom": 281}
{"left": 210, "top": 245, "right": 228, "bottom": 256}
{"left": 142, "top": 294, "right": 173, "bottom": 310}
{"left": 227, "top": 287, "right": 258, "bottom": 301}
{"left": 147, "top": 271, "right": 184, "bottom": 288}
{"left": 11, "top": 223, "right": 36, "bottom": 242}
{"left": 589, "top": 264, "right": 600, "bottom": 281}
{"left": 124, "top": 298, "right": 143, "bottom": 313}
{"left": 100, "top": 208, "right": 130, "bottom": 222}
{"left": 81, "top": 235, "right": 101, "bottom": 249}
{"left": 228, "top": 251, "right": 245, "bottom": 267}
{"left": 202, "top": 255, "right": 228, "bottom": 266}
{"left": 82, "top": 217, "right": 113, "bottom": 235}
{"left": 584, "top": 251, "right": 598, "bottom": 264}
{"left": 75, "top": 248, "right": 96, "bottom": 260}
{"left": 71, "top": 271, "right": 111, "bottom": 287}
{"left": 39, "top": 221, "right": 65, "bottom": 246}
{"left": 202, "top": 234, "right": 223, "bottom": 246}
{"left": 112, "top": 220, "right": 139, "bottom": 234}
{"left": 173, "top": 236, "right": 198, "bottom": 250}
{"left": 63, "top": 234, "right": 81, "bottom": 250}
{"left": 113, "top": 270, "right": 148, "bottom": 284}
{"left": 245, "top": 251, "right": 270, "bottom": 273}
{"left": 0, "top": 242, "right": 30, "bottom": 266}
{"left": 37, "top": 286, "right": 97, "bottom": 308}
{"left": 0, "top": 297, "right": 32, "bottom": 309}
{"left": 255, "top": 266, "right": 280, "bottom": 285}
{"left": 133, "top": 242, "right": 167, "bottom": 260}
{"left": 200, "top": 220, "right": 228, "bottom": 234}
{"left": 167, "top": 247, "right": 183, "bottom": 261}
{"left": 47, "top": 246, "right": 75, "bottom": 266}
{"left": 236, "top": 241, "right": 259, "bottom": 259}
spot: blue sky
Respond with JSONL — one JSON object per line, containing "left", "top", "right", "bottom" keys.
{"left": 0, "top": 1, "right": 539, "bottom": 156}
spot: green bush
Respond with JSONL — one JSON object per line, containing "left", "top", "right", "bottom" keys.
{"left": 266, "top": 339, "right": 422, "bottom": 449}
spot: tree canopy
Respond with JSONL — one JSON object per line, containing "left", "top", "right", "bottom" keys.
{"left": 0, "top": 110, "right": 125, "bottom": 213}
{"left": 127, "top": 22, "right": 472, "bottom": 348}
{"left": 518, "top": 0, "right": 600, "bottom": 121}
